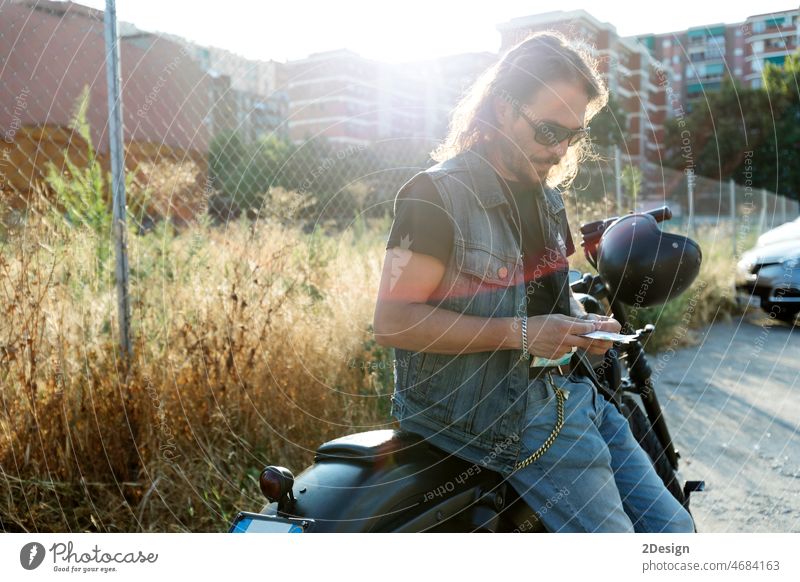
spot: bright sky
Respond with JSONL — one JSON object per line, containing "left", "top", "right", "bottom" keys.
{"left": 76, "top": 0, "right": 797, "bottom": 63}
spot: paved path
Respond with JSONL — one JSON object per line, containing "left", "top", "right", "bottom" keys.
{"left": 650, "top": 312, "right": 799, "bottom": 532}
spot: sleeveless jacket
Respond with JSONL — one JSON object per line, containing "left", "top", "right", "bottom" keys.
{"left": 389, "top": 141, "right": 575, "bottom": 475}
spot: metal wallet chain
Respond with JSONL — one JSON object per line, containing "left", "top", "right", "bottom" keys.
{"left": 512, "top": 373, "right": 568, "bottom": 473}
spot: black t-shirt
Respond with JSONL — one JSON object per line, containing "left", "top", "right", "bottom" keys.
{"left": 385, "top": 173, "right": 576, "bottom": 374}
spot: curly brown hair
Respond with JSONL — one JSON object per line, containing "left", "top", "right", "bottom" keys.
{"left": 431, "top": 31, "right": 608, "bottom": 189}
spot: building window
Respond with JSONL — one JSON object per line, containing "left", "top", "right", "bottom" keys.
{"left": 734, "top": 48, "right": 743, "bottom": 56}
{"left": 705, "top": 62, "right": 724, "bottom": 77}
{"left": 686, "top": 83, "right": 703, "bottom": 97}
{"left": 765, "top": 55, "right": 787, "bottom": 66}
{"left": 764, "top": 16, "right": 788, "bottom": 28}
{"left": 663, "top": 39, "right": 672, "bottom": 48}
{"left": 752, "top": 21, "right": 766, "bottom": 33}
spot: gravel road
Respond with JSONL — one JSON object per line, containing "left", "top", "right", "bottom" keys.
{"left": 649, "top": 311, "right": 799, "bottom": 532}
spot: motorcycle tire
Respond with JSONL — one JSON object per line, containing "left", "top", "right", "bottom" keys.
{"left": 620, "top": 394, "right": 687, "bottom": 510}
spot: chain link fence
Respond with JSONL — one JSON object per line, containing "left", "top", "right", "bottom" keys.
{"left": 0, "top": 1, "right": 448, "bottom": 238}
{"left": 2, "top": 1, "right": 798, "bottom": 240}
{"left": 568, "top": 149, "right": 799, "bottom": 253}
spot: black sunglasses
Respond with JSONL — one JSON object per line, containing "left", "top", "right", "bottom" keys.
{"left": 512, "top": 104, "right": 589, "bottom": 147}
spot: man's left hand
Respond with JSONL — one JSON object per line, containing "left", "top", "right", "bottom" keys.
{"left": 577, "top": 313, "right": 622, "bottom": 355}
{"left": 580, "top": 312, "right": 621, "bottom": 334}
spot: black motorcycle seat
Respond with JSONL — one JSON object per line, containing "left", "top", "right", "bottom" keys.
{"left": 315, "top": 429, "right": 448, "bottom": 465}
{"left": 296, "top": 430, "right": 530, "bottom": 532}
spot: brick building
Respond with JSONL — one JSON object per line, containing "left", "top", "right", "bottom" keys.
{"left": 285, "top": 49, "right": 494, "bottom": 146}
{"left": 497, "top": 10, "right": 668, "bottom": 171}
{"left": 0, "top": 0, "right": 210, "bottom": 213}
{"left": 170, "top": 39, "right": 290, "bottom": 142}
{"left": 637, "top": 8, "right": 798, "bottom": 108}
{"left": 742, "top": 9, "right": 800, "bottom": 88}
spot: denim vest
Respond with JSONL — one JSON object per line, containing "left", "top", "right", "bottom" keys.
{"left": 390, "top": 143, "right": 573, "bottom": 476}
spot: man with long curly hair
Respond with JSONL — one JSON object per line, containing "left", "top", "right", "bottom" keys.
{"left": 373, "top": 31, "right": 694, "bottom": 533}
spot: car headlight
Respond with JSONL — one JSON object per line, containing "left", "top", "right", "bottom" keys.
{"left": 736, "top": 258, "right": 753, "bottom": 273}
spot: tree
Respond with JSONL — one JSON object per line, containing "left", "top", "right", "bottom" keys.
{"left": 208, "top": 130, "right": 253, "bottom": 218}
{"left": 662, "top": 77, "right": 772, "bottom": 181}
{"left": 571, "top": 96, "right": 629, "bottom": 203}
{"left": 662, "top": 51, "right": 800, "bottom": 202}
{"left": 589, "top": 94, "right": 628, "bottom": 149}
{"left": 620, "top": 164, "right": 643, "bottom": 211}
{"left": 760, "top": 53, "right": 800, "bottom": 201}
{"left": 208, "top": 130, "right": 295, "bottom": 219}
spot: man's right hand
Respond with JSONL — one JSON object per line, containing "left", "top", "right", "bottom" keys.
{"left": 526, "top": 314, "right": 617, "bottom": 358}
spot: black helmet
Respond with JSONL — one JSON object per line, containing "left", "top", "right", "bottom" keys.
{"left": 597, "top": 214, "right": 702, "bottom": 307}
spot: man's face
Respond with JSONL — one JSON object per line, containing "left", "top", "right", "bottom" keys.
{"left": 491, "top": 80, "right": 590, "bottom": 187}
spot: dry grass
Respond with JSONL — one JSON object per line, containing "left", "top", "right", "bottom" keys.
{"left": 0, "top": 209, "right": 394, "bottom": 532}
{"left": 624, "top": 225, "right": 745, "bottom": 352}
{"left": 0, "top": 194, "right": 745, "bottom": 532}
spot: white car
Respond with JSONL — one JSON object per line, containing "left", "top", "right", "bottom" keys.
{"left": 757, "top": 216, "right": 800, "bottom": 247}
{"left": 736, "top": 226, "right": 800, "bottom": 323}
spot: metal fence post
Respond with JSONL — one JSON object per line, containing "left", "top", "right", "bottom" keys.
{"left": 614, "top": 145, "right": 622, "bottom": 214}
{"left": 104, "top": 0, "right": 132, "bottom": 360}
{"left": 781, "top": 194, "right": 787, "bottom": 225}
{"left": 729, "top": 179, "right": 736, "bottom": 257}
{"left": 687, "top": 169, "right": 695, "bottom": 235}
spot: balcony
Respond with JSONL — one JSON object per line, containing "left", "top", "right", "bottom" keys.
{"left": 686, "top": 80, "right": 722, "bottom": 97}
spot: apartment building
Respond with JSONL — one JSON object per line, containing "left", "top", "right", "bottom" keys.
{"left": 286, "top": 50, "right": 381, "bottom": 145}
{"left": 497, "top": 10, "right": 667, "bottom": 169}
{"left": 167, "top": 38, "right": 290, "bottom": 142}
{"left": 743, "top": 9, "right": 800, "bottom": 88}
{"left": 639, "top": 25, "right": 743, "bottom": 107}
{"left": 0, "top": 0, "right": 211, "bottom": 199}
{"left": 185, "top": 44, "right": 287, "bottom": 97}
{"left": 285, "top": 49, "right": 495, "bottom": 146}
{"left": 639, "top": 8, "right": 798, "bottom": 109}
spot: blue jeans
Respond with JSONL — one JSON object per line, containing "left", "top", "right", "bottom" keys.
{"left": 506, "top": 372, "right": 695, "bottom": 533}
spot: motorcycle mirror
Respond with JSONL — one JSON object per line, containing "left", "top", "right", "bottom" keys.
{"left": 634, "top": 324, "right": 656, "bottom": 341}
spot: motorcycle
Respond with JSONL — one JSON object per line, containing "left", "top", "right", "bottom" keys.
{"left": 229, "top": 206, "right": 705, "bottom": 533}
